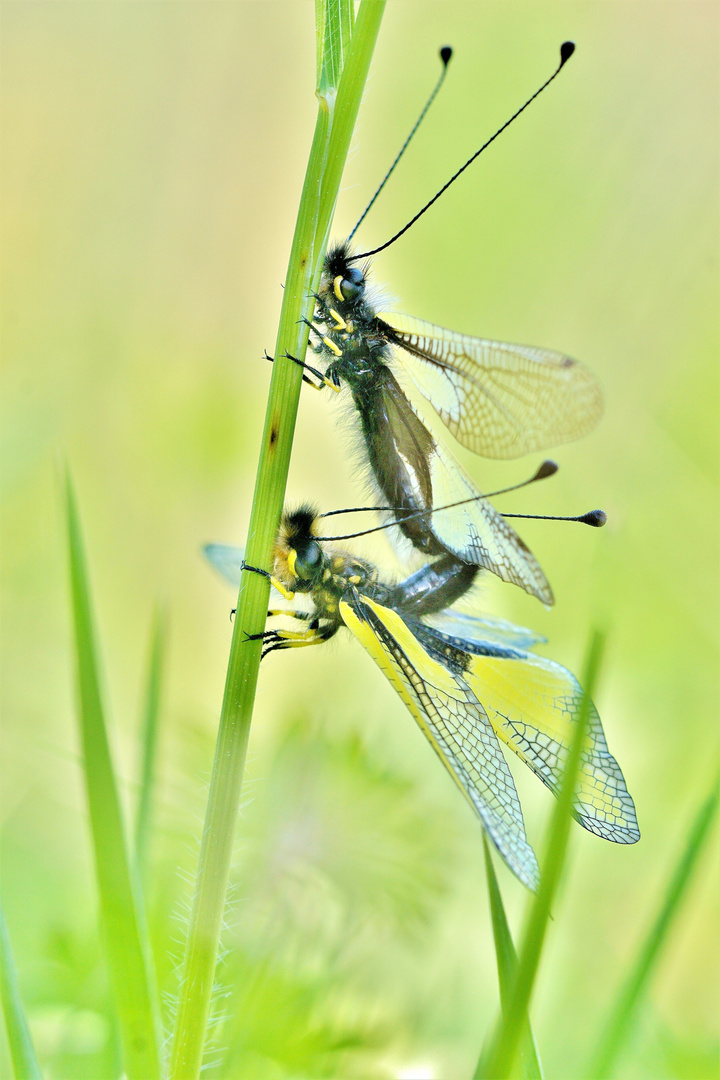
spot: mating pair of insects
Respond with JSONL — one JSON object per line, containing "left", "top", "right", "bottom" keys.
{"left": 207, "top": 42, "right": 639, "bottom": 890}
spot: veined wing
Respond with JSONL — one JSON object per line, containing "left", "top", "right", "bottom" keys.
{"left": 423, "top": 610, "right": 546, "bottom": 650}
{"left": 339, "top": 594, "right": 539, "bottom": 890}
{"left": 380, "top": 311, "right": 603, "bottom": 459}
{"left": 203, "top": 543, "right": 299, "bottom": 609}
{"left": 204, "top": 543, "right": 246, "bottom": 587}
{"left": 427, "top": 437, "right": 554, "bottom": 605}
{"left": 456, "top": 642, "right": 640, "bottom": 844}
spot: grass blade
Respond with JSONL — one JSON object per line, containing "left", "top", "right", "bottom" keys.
{"left": 316, "top": 0, "right": 354, "bottom": 93}
{"left": 587, "top": 766, "right": 719, "bottom": 1078}
{"left": 0, "top": 902, "right": 42, "bottom": 1080}
{"left": 478, "top": 630, "right": 605, "bottom": 1079}
{"left": 65, "top": 472, "right": 162, "bottom": 1080}
{"left": 135, "top": 607, "right": 166, "bottom": 884}
{"left": 476, "top": 836, "right": 543, "bottom": 1080}
{"left": 167, "top": 4, "right": 385, "bottom": 1077}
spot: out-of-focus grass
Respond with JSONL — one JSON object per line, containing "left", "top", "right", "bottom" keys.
{"left": 66, "top": 472, "right": 162, "bottom": 1079}
{"left": 1, "top": 3, "right": 718, "bottom": 1078}
{"left": 588, "top": 769, "right": 719, "bottom": 1079}
{"left": 479, "top": 836, "right": 543, "bottom": 1080}
{"left": 0, "top": 901, "right": 42, "bottom": 1080}
{"left": 134, "top": 607, "right": 166, "bottom": 886}
{"left": 478, "top": 633, "right": 606, "bottom": 1080}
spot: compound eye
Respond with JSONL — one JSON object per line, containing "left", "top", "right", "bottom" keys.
{"left": 340, "top": 268, "right": 364, "bottom": 301}
{"left": 294, "top": 541, "right": 322, "bottom": 581}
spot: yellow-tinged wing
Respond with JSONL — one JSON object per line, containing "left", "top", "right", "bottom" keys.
{"left": 462, "top": 649, "right": 639, "bottom": 844}
{"left": 426, "top": 436, "right": 554, "bottom": 605}
{"left": 339, "top": 594, "right": 540, "bottom": 889}
{"left": 380, "top": 311, "right": 603, "bottom": 459}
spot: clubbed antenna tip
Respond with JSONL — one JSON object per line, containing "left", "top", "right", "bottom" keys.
{"left": 535, "top": 459, "right": 559, "bottom": 481}
{"left": 560, "top": 41, "right": 576, "bottom": 66}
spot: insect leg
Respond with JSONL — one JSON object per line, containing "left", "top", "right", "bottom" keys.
{"left": 301, "top": 316, "right": 344, "bottom": 361}
{"left": 283, "top": 351, "right": 340, "bottom": 393}
{"left": 267, "top": 608, "right": 314, "bottom": 620}
{"left": 264, "top": 349, "right": 328, "bottom": 391}
{"left": 259, "top": 625, "right": 333, "bottom": 660}
{"left": 241, "top": 560, "right": 295, "bottom": 602}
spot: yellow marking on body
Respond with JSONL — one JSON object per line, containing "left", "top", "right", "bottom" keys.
{"left": 329, "top": 308, "right": 347, "bottom": 331}
{"left": 286, "top": 549, "right": 298, "bottom": 579}
{"left": 332, "top": 556, "right": 345, "bottom": 570}
{"left": 323, "top": 336, "right": 342, "bottom": 357}
{"left": 322, "top": 568, "right": 332, "bottom": 582}
{"left": 348, "top": 575, "right": 362, "bottom": 584}
{"left": 333, "top": 275, "right": 344, "bottom": 302}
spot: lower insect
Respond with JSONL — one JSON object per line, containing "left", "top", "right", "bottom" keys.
{"left": 205, "top": 505, "right": 639, "bottom": 891}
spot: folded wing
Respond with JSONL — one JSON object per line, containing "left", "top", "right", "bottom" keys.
{"left": 426, "top": 436, "right": 554, "bottom": 605}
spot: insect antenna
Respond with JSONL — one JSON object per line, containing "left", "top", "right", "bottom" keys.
{"left": 350, "top": 41, "right": 575, "bottom": 262}
{"left": 503, "top": 509, "right": 606, "bottom": 527}
{"left": 347, "top": 46, "right": 453, "bottom": 244}
{"left": 314, "top": 460, "right": 599, "bottom": 542}
{"left": 320, "top": 459, "right": 558, "bottom": 521}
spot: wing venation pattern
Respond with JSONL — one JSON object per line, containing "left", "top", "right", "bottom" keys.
{"left": 380, "top": 311, "right": 603, "bottom": 459}
{"left": 340, "top": 595, "right": 540, "bottom": 889}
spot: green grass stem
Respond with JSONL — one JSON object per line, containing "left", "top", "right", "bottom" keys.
{"left": 477, "top": 631, "right": 606, "bottom": 1079}
{"left": 167, "top": 4, "right": 385, "bottom": 1077}
{"left": 476, "top": 836, "right": 543, "bottom": 1080}
{"left": 134, "top": 606, "right": 166, "bottom": 885}
{"left": 0, "top": 902, "right": 42, "bottom": 1080}
{"left": 65, "top": 473, "right": 162, "bottom": 1080}
{"left": 587, "top": 764, "right": 719, "bottom": 1079}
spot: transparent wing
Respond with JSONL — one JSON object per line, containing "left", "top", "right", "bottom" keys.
{"left": 380, "top": 311, "right": 603, "bottom": 459}
{"left": 422, "top": 610, "right": 546, "bottom": 650}
{"left": 426, "top": 438, "right": 554, "bottom": 605}
{"left": 459, "top": 645, "right": 639, "bottom": 844}
{"left": 339, "top": 595, "right": 539, "bottom": 889}
{"left": 203, "top": 543, "right": 294, "bottom": 607}
{"left": 204, "top": 543, "right": 246, "bottom": 587}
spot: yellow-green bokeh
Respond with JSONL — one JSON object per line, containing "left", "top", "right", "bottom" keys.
{"left": 2, "top": 4, "right": 717, "bottom": 1078}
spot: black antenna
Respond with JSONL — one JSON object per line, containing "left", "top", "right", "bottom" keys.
{"left": 503, "top": 509, "right": 606, "bottom": 527}
{"left": 320, "top": 459, "right": 558, "bottom": 520}
{"left": 319, "top": 501, "right": 604, "bottom": 542}
{"left": 350, "top": 41, "right": 575, "bottom": 262}
{"left": 347, "top": 46, "right": 453, "bottom": 244}
{"left": 316, "top": 464, "right": 605, "bottom": 543}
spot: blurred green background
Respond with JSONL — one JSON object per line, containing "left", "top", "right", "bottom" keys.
{"left": 2, "top": 3, "right": 717, "bottom": 1078}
